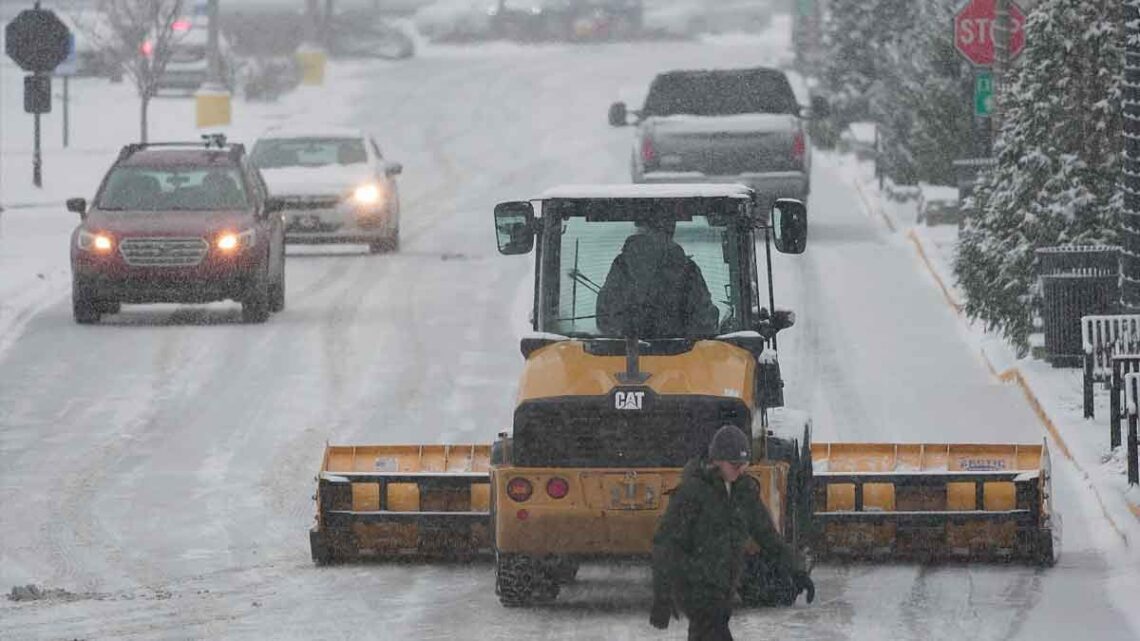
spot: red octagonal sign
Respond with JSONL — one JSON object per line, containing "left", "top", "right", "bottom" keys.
{"left": 955, "top": 0, "right": 1026, "bottom": 66}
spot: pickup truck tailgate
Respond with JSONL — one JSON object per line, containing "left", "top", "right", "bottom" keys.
{"left": 647, "top": 114, "right": 802, "bottom": 175}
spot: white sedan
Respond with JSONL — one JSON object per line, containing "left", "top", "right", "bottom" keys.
{"left": 251, "top": 127, "right": 403, "bottom": 253}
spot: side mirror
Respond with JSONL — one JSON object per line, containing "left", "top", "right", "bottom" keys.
{"left": 608, "top": 101, "right": 628, "bottom": 127}
{"left": 810, "top": 95, "right": 831, "bottom": 120}
{"left": 67, "top": 197, "right": 87, "bottom": 217}
{"left": 385, "top": 162, "right": 403, "bottom": 177}
{"left": 494, "top": 200, "right": 535, "bottom": 255}
{"left": 265, "top": 197, "right": 286, "bottom": 214}
{"left": 771, "top": 309, "right": 796, "bottom": 332}
{"left": 771, "top": 199, "right": 807, "bottom": 254}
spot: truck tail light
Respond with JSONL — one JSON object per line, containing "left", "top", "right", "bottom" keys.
{"left": 545, "top": 477, "right": 569, "bottom": 499}
{"left": 792, "top": 130, "right": 806, "bottom": 165}
{"left": 506, "top": 477, "right": 533, "bottom": 502}
{"left": 641, "top": 135, "right": 656, "bottom": 164}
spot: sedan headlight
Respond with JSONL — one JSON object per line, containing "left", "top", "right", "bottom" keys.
{"left": 77, "top": 230, "right": 115, "bottom": 253}
{"left": 352, "top": 183, "right": 383, "bottom": 206}
{"left": 216, "top": 228, "right": 256, "bottom": 252}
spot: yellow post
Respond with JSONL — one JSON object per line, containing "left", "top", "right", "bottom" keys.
{"left": 295, "top": 46, "right": 327, "bottom": 86}
{"left": 195, "top": 88, "right": 232, "bottom": 128}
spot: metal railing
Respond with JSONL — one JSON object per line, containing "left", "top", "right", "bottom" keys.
{"left": 1081, "top": 314, "right": 1140, "bottom": 417}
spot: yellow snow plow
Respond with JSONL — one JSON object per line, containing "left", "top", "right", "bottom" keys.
{"left": 811, "top": 442, "right": 1056, "bottom": 564}
{"left": 309, "top": 444, "right": 493, "bottom": 562}
{"left": 308, "top": 186, "right": 1056, "bottom": 595}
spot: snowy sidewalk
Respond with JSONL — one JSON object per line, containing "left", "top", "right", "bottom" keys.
{"left": 830, "top": 150, "right": 1140, "bottom": 540}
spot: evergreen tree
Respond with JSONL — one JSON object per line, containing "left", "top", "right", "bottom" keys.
{"left": 955, "top": 0, "right": 1123, "bottom": 353}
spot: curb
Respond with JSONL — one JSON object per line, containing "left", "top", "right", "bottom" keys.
{"left": 852, "top": 175, "right": 1140, "bottom": 531}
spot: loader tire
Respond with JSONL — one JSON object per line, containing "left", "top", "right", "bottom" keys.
{"left": 495, "top": 553, "right": 559, "bottom": 606}
{"left": 738, "top": 555, "right": 798, "bottom": 607}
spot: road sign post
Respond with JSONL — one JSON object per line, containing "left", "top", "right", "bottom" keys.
{"left": 6, "top": 3, "right": 72, "bottom": 188}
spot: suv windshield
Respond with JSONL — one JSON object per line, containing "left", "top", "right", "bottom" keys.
{"left": 643, "top": 69, "right": 799, "bottom": 117}
{"left": 251, "top": 138, "right": 368, "bottom": 169}
{"left": 97, "top": 166, "right": 249, "bottom": 211}
{"left": 544, "top": 208, "right": 746, "bottom": 338}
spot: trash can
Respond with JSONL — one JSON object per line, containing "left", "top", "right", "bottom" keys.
{"left": 1036, "top": 245, "right": 1121, "bottom": 367}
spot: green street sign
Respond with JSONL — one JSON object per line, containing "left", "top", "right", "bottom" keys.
{"left": 975, "top": 70, "right": 994, "bottom": 117}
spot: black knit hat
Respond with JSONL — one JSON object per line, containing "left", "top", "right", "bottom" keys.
{"left": 708, "top": 425, "right": 750, "bottom": 463}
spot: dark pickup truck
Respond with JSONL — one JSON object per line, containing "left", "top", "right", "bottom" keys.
{"left": 609, "top": 67, "right": 827, "bottom": 204}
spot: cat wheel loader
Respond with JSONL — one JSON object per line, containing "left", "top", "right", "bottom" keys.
{"left": 309, "top": 184, "right": 1055, "bottom": 607}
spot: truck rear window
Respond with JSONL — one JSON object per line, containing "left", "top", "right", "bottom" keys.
{"left": 643, "top": 70, "right": 799, "bottom": 117}
{"left": 98, "top": 167, "right": 249, "bottom": 211}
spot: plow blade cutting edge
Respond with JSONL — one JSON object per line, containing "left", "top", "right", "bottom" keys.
{"left": 809, "top": 442, "right": 1057, "bottom": 565}
{"left": 310, "top": 444, "right": 493, "bottom": 562}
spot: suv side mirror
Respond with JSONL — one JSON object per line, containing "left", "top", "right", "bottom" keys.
{"left": 265, "top": 197, "right": 286, "bottom": 214}
{"left": 67, "top": 197, "right": 87, "bottom": 217}
{"left": 494, "top": 201, "right": 535, "bottom": 255}
{"left": 810, "top": 95, "right": 831, "bottom": 120}
{"left": 772, "top": 199, "right": 807, "bottom": 254}
{"left": 385, "top": 162, "right": 403, "bottom": 177}
{"left": 608, "top": 101, "right": 628, "bottom": 127}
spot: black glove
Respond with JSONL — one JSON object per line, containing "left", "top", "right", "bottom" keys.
{"left": 792, "top": 570, "right": 815, "bottom": 604}
{"left": 649, "top": 597, "right": 679, "bottom": 630}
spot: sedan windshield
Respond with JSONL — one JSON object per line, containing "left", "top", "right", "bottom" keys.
{"left": 250, "top": 137, "right": 368, "bottom": 168}
{"left": 97, "top": 166, "right": 249, "bottom": 211}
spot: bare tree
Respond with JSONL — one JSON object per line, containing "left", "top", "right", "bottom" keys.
{"left": 81, "top": 0, "right": 185, "bottom": 143}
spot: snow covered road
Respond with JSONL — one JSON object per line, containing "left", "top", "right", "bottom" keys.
{"left": 2, "top": 23, "right": 1137, "bottom": 641}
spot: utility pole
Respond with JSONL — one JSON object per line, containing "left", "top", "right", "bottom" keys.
{"left": 1122, "top": 0, "right": 1140, "bottom": 308}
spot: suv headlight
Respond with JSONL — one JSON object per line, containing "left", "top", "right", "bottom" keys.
{"left": 352, "top": 183, "right": 383, "bottom": 206}
{"left": 216, "top": 228, "right": 256, "bottom": 252}
{"left": 77, "top": 230, "right": 115, "bottom": 253}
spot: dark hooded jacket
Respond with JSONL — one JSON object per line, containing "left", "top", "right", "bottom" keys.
{"left": 652, "top": 458, "right": 798, "bottom": 610}
{"left": 595, "top": 233, "right": 720, "bottom": 338}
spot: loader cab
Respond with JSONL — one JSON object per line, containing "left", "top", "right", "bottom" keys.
{"left": 493, "top": 184, "right": 807, "bottom": 345}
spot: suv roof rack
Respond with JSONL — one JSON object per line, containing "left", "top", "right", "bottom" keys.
{"left": 116, "top": 133, "right": 245, "bottom": 163}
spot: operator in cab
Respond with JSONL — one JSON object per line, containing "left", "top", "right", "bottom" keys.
{"left": 595, "top": 217, "right": 720, "bottom": 337}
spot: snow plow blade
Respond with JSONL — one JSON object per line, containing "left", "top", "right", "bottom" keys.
{"left": 810, "top": 442, "right": 1056, "bottom": 565}
{"left": 309, "top": 444, "right": 492, "bottom": 563}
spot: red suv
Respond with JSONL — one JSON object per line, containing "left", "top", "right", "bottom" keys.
{"left": 68, "top": 136, "right": 286, "bottom": 324}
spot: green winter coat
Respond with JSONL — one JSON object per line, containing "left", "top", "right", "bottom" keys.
{"left": 652, "top": 458, "right": 798, "bottom": 610}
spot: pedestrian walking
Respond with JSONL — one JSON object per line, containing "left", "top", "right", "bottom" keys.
{"left": 650, "top": 424, "right": 814, "bottom": 640}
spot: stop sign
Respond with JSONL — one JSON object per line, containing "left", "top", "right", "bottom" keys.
{"left": 5, "top": 8, "right": 72, "bottom": 73}
{"left": 954, "top": 0, "right": 1025, "bottom": 66}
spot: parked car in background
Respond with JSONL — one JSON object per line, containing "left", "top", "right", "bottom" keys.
{"left": 68, "top": 136, "right": 286, "bottom": 324}
{"left": 251, "top": 128, "right": 403, "bottom": 253}
{"left": 151, "top": 16, "right": 237, "bottom": 95}
{"left": 57, "top": 8, "right": 125, "bottom": 80}
{"left": 327, "top": 13, "right": 416, "bottom": 59}
{"left": 413, "top": 0, "right": 495, "bottom": 42}
{"left": 916, "top": 184, "right": 962, "bottom": 227}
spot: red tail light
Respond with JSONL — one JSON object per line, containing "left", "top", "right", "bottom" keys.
{"left": 507, "top": 477, "right": 533, "bottom": 502}
{"left": 792, "top": 130, "right": 806, "bottom": 165}
{"left": 641, "top": 136, "right": 656, "bottom": 164}
{"left": 545, "top": 477, "right": 570, "bottom": 499}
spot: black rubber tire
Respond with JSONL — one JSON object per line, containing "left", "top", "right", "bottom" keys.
{"left": 72, "top": 284, "right": 102, "bottom": 325}
{"left": 268, "top": 262, "right": 286, "bottom": 313}
{"left": 550, "top": 559, "right": 579, "bottom": 585}
{"left": 242, "top": 269, "right": 271, "bottom": 324}
{"left": 495, "top": 553, "right": 559, "bottom": 607}
{"left": 98, "top": 301, "right": 121, "bottom": 315}
{"left": 310, "top": 528, "right": 333, "bottom": 566}
{"left": 738, "top": 555, "right": 798, "bottom": 607}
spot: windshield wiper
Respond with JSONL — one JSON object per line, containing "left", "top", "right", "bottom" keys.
{"left": 567, "top": 268, "right": 601, "bottom": 294}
